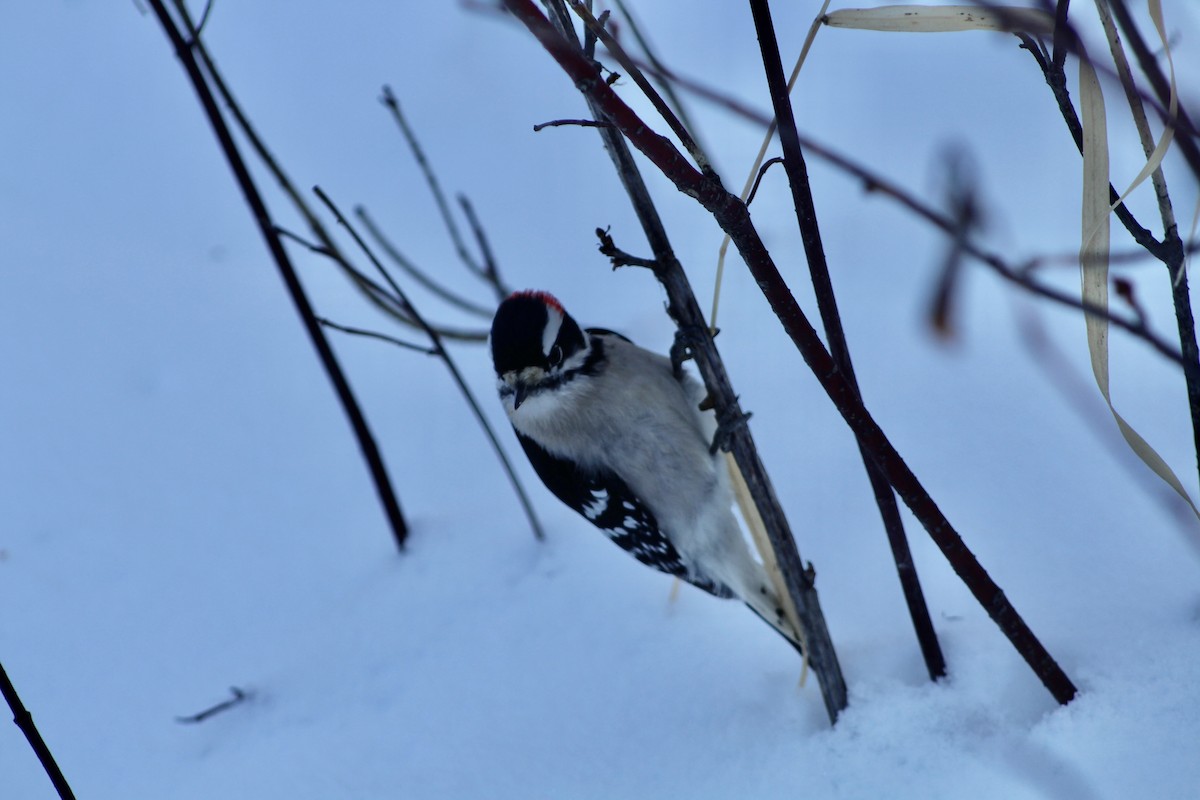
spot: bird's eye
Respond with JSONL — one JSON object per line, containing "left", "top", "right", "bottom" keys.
{"left": 548, "top": 344, "right": 564, "bottom": 368}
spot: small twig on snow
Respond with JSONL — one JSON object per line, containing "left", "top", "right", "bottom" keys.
{"left": 176, "top": 686, "right": 251, "bottom": 724}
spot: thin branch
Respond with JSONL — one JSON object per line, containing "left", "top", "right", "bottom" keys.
{"left": 1, "top": 660, "right": 76, "bottom": 800}
{"left": 152, "top": 0, "right": 410, "bottom": 551}
{"left": 745, "top": 156, "right": 784, "bottom": 206}
{"left": 457, "top": 194, "right": 510, "bottom": 296}
{"left": 749, "top": 0, "right": 945, "bottom": 682}
{"left": 503, "top": 0, "right": 1077, "bottom": 706}
{"left": 319, "top": 318, "right": 439, "bottom": 355}
{"left": 276, "top": 224, "right": 489, "bottom": 343}
{"left": 380, "top": 85, "right": 492, "bottom": 285}
{"left": 353, "top": 206, "right": 494, "bottom": 319}
{"left": 1093, "top": 0, "right": 1175, "bottom": 231}
{"left": 314, "top": 185, "right": 545, "bottom": 542}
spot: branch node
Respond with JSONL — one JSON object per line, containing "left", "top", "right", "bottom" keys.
{"left": 595, "top": 227, "right": 658, "bottom": 270}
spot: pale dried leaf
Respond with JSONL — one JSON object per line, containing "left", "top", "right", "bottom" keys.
{"left": 725, "top": 452, "right": 809, "bottom": 684}
{"left": 824, "top": 5, "right": 1053, "bottom": 35}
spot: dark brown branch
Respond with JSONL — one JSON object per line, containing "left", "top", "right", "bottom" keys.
{"left": 503, "top": 0, "right": 1077, "bottom": 706}
{"left": 750, "top": 0, "right": 946, "bottom": 682}
{"left": 152, "top": 0, "right": 410, "bottom": 551}
{"left": 1, "top": 661, "right": 75, "bottom": 800}
{"left": 597, "top": 233, "right": 659, "bottom": 269}
{"left": 314, "top": 186, "right": 545, "bottom": 542}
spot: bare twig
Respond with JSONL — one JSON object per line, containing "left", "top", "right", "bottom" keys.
{"left": 532, "top": 118, "right": 614, "bottom": 131}
{"left": 503, "top": 0, "right": 1077, "bottom": 706}
{"left": 457, "top": 194, "right": 510, "bottom": 296}
{"left": 175, "top": 686, "right": 251, "bottom": 724}
{"left": 745, "top": 156, "right": 784, "bottom": 206}
{"left": 152, "top": 0, "right": 411, "bottom": 551}
{"left": 381, "top": 85, "right": 505, "bottom": 295}
{"left": 313, "top": 186, "right": 545, "bottom": 542}
{"left": 276, "top": 224, "right": 489, "bottom": 343}
{"left": 319, "top": 318, "right": 439, "bottom": 355}
{"left": 1, "top": 661, "right": 76, "bottom": 800}
{"left": 353, "top": 206, "right": 495, "bottom": 319}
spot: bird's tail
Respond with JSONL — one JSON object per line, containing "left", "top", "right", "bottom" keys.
{"left": 743, "top": 597, "right": 806, "bottom": 656}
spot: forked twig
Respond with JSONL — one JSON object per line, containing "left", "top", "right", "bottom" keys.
{"left": 313, "top": 186, "right": 545, "bottom": 542}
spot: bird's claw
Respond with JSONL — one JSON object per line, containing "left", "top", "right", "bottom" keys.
{"left": 670, "top": 324, "right": 717, "bottom": 381}
{"left": 710, "top": 405, "right": 752, "bottom": 454}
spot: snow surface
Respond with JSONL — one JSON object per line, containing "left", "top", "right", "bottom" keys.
{"left": 4, "top": 2, "right": 1200, "bottom": 798}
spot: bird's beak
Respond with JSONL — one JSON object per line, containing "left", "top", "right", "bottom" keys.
{"left": 513, "top": 382, "right": 529, "bottom": 410}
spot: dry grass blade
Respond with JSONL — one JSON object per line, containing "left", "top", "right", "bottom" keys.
{"left": 711, "top": 0, "right": 831, "bottom": 329}
{"left": 1079, "top": 43, "right": 1199, "bottom": 519}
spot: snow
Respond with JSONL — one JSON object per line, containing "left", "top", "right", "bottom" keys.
{"left": 4, "top": 2, "right": 1200, "bottom": 798}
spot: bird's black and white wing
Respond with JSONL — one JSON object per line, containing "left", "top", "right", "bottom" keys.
{"left": 515, "top": 430, "right": 734, "bottom": 599}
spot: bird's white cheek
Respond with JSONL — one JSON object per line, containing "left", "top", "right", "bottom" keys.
{"left": 510, "top": 390, "right": 558, "bottom": 423}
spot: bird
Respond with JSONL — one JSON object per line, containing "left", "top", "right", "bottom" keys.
{"left": 489, "top": 289, "right": 802, "bottom": 652}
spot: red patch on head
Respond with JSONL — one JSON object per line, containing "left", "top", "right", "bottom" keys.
{"left": 511, "top": 290, "right": 563, "bottom": 314}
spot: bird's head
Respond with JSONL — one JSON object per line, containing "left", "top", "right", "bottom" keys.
{"left": 490, "top": 290, "right": 590, "bottom": 412}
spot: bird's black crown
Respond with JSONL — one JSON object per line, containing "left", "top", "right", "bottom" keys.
{"left": 491, "top": 291, "right": 586, "bottom": 376}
